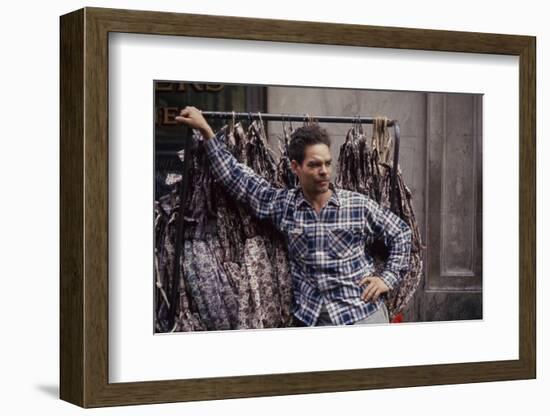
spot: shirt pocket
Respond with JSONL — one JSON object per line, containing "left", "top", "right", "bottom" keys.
{"left": 287, "top": 227, "right": 309, "bottom": 259}
{"left": 327, "top": 227, "right": 363, "bottom": 259}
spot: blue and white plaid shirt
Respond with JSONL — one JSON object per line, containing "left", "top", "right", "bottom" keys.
{"left": 204, "top": 131, "right": 412, "bottom": 326}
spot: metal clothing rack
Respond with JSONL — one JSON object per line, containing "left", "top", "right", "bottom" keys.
{"left": 164, "top": 111, "right": 402, "bottom": 331}
{"left": 201, "top": 111, "right": 397, "bottom": 126}
{"left": 201, "top": 111, "right": 401, "bottom": 213}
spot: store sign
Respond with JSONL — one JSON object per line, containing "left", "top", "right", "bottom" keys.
{"left": 156, "top": 83, "right": 225, "bottom": 125}
{"left": 155, "top": 82, "right": 224, "bottom": 92}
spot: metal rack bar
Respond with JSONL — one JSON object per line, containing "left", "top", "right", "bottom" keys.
{"left": 201, "top": 111, "right": 396, "bottom": 126}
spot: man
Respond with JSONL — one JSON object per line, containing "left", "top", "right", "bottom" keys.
{"left": 176, "top": 106, "right": 411, "bottom": 327}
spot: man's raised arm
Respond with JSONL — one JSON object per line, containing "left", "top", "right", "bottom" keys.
{"left": 175, "top": 106, "right": 287, "bottom": 228}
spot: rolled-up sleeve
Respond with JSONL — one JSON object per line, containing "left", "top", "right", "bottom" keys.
{"left": 203, "top": 130, "right": 287, "bottom": 227}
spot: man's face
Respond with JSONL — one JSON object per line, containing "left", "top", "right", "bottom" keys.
{"left": 291, "top": 144, "right": 332, "bottom": 196}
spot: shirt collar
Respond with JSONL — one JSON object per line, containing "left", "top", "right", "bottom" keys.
{"left": 296, "top": 182, "right": 341, "bottom": 209}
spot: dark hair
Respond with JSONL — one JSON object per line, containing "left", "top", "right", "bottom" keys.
{"left": 288, "top": 124, "right": 331, "bottom": 165}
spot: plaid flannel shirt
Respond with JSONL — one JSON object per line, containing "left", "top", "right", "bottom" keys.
{"left": 204, "top": 131, "right": 412, "bottom": 326}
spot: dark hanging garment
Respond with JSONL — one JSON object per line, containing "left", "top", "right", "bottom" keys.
{"left": 154, "top": 121, "right": 292, "bottom": 331}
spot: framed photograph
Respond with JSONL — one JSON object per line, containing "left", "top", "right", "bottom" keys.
{"left": 60, "top": 7, "right": 536, "bottom": 408}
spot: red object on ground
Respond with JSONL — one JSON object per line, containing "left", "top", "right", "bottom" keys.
{"left": 391, "top": 313, "right": 404, "bottom": 323}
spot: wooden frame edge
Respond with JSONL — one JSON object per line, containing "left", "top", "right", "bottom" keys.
{"left": 60, "top": 7, "right": 85, "bottom": 407}
{"left": 59, "top": 7, "right": 537, "bottom": 408}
